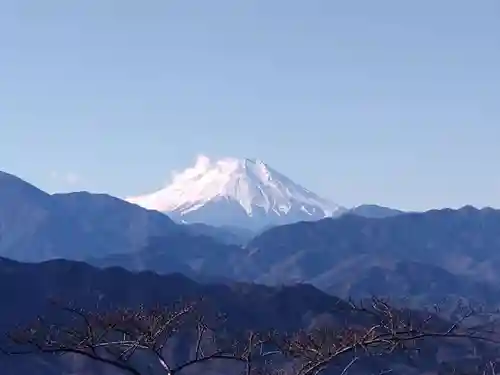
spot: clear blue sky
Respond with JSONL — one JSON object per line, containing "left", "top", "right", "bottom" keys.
{"left": 1, "top": 1, "right": 499, "bottom": 210}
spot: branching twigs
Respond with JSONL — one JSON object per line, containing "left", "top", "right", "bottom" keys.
{"left": 3, "top": 296, "right": 500, "bottom": 375}
{"left": 2, "top": 300, "right": 267, "bottom": 375}
{"left": 271, "top": 297, "right": 500, "bottom": 375}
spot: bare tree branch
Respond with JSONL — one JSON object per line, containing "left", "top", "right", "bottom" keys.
{"left": 3, "top": 297, "right": 500, "bottom": 375}
{"left": 2, "top": 300, "right": 262, "bottom": 375}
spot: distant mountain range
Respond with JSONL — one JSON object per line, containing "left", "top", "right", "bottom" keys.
{"left": 0, "top": 168, "right": 401, "bottom": 261}
{"left": 242, "top": 206, "right": 500, "bottom": 296}
{"left": 3, "top": 167, "right": 500, "bottom": 373}
{"left": 3, "top": 167, "right": 500, "bottom": 310}
{"left": 87, "top": 206, "right": 500, "bottom": 311}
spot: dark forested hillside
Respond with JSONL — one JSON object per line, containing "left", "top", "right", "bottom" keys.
{"left": 1, "top": 257, "right": 498, "bottom": 375}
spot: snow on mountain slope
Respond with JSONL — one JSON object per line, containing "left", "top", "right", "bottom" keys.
{"left": 126, "top": 155, "right": 346, "bottom": 229}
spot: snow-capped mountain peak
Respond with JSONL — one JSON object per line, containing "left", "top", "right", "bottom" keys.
{"left": 126, "top": 155, "right": 345, "bottom": 229}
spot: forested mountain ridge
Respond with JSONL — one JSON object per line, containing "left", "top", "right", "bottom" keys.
{"left": 1, "top": 256, "right": 497, "bottom": 375}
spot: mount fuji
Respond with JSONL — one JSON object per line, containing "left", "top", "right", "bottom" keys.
{"left": 126, "top": 156, "right": 347, "bottom": 230}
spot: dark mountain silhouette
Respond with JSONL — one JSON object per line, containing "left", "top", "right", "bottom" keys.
{"left": 0, "top": 257, "right": 494, "bottom": 374}
{"left": 325, "top": 260, "right": 500, "bottom": 311}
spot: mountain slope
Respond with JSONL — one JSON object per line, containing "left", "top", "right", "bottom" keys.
{"left": 245, "top": 206, "right": 500, "bottom": 285}
{"left": 91, "top": 206, "right": 500, "bottom": 310}
{"left": 88, "top": 232, "right": 243, "bottom": 280}
{"left": 185, "top": 222, "right": 256, "bottom": 245}
{"left": 0, "top": 171, "right": 102, "bottom": 261}
{"left": 333, "top": 260, "right": 500, "bottom": 311}
{"left": 0, "top": 171, "right": 181, "bottom": 261}
{"left": 52, "top": 192, "right": 182, "bottom": 252}
{"left": 126, "top": 155, "right": 345, "bottom": 229}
